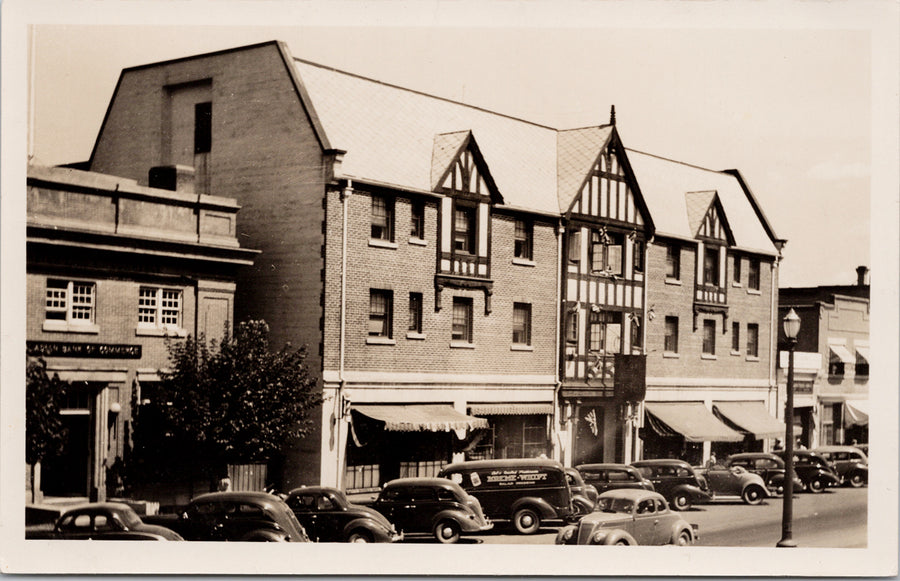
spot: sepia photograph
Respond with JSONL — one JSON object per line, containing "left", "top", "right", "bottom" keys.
{"left": 1, "top": 0, "right": 897, "bottom": 576}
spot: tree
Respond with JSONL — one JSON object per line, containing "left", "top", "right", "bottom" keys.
{"left": 26, "top": 357, "right": 69, "bottom": 500}
{"left": 130, "top": 320, "right": 321, "bottom": 484}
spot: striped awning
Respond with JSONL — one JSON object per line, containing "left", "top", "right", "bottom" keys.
{"left": 856, "top": 346, "right": 869, "bottom": 364}
{"left": 469, "top": 403, "right": 553, "bottom": 416}
{"left": 829, "top": 345, "right": 855, "bottom": 364}
{"left": 844, "top": 400, "right": 869, "bottom": 426}
{"left": 713, "top": 401, "right": 786, "bottom": 439}
{"left": 352, "top": 404, "right": 489, "bottom": 432}
{"left": 645, "top": 402, "right": 744, "bottom": 442}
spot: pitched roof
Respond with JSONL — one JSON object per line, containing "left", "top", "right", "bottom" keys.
{"left": 684, "top": 190, "right": 718, "bottom": 237}
{"left": 557, "top": 126, "right": 614, "bottom": 214}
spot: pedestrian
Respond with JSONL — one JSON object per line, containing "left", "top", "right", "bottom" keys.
{"left": 773, "top": 439, "right": 784, "bottom": 452}
{"left": 706, "top": 453, "right": 717, "bottom": 468}
{"left": 217, "top": 476, "right": 232, "bottom": 492}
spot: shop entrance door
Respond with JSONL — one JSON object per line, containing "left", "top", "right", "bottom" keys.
{"left": 42, "top": 413, "right": 90, "bottom": 497}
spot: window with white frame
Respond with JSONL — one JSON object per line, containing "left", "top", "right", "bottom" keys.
{"left": 702, "top": 319, "right": 716, "bottom": 355}
{"left": 664, "top": 316, "right": 679, "bottom": 353}
{"left": 371, "top": 195, "right": 394, "bottom": 241}
{"left": 138, "top": 287, "right": 183, "bottom": 330}
{"left": 746, "top": 323, "right": 759, "bottom": 358}
{"left": 369, "top": 289, "right": 393, "bottom": 338}
{"left": 748, "top": 259, "right": 761, "bottom": 290}
{"left": 512, "top": 303, "right": 532, "bottom": 345}
{"left": 514, "top": 219, "right": 533, "bottom": 260}
{"left": 452, "top": 297, "right": 473, "bottom": 343}
{"left": 45, "top": 279, "right": 96, "bottom": 325}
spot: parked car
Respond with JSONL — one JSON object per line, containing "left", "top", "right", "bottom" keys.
{"left": 631, "top": 459, "right": 711, "bottom": 511}
{"left": 813, "top": 445, "right": 868, "bottom": 487}
{"left": 576, "top": 463, "right": 655, "bottom": 494}
{"left": 775, "top": 450, "right": 841, "bottom": 493}
{"left": 370, "top": 477, "right": 492, "bottom": 543}
{"left": 285, "top": 486, "right": 402, "bottom": 543}
{"left": 438, "top": 458, "right": 575, "bottom": 534}
{"left": 725, "top": 453, "right": 803, "bottom": 495}
{"left": 26, "top": 502, "right": 183, "bottom": 541}
{"left": 565, "top": 467, "right": 599, "bottom": 515}
{"left": 143, "top": 491, "right": 310, "bottom": 542}
{"left": 693, "top": 462, "right": 770, "bottom": 505}
{"left": 555, "top": 489, "right": 698, "bottom": 546}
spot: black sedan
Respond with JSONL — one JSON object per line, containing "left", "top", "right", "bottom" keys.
{"left": 27, "top": 502, "right": 183, "bottom": 540}
{"left": 285, "top": 486, "right": 402, "bottom": 543}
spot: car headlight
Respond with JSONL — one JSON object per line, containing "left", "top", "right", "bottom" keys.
{"left": 591, "top": 531, "right": 607, "bottom": 544}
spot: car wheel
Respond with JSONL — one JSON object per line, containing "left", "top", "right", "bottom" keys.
{"left": 671, "top": 493, "right": 692, "bottom": 511}
{"left": 742, "top": 485, "right": 765, "bottom": 505}
{"left": 347, "top": 530, "right": 373, "bottom": 543}
{"left": 433, "top": 519, "right": 461, "bottom": 544}
{"left": 513, "top": 507, "right": 541, "bottom": 535}
{"left": 614, "top": 539, "right": 631, "bottom": 546}
{"left": 808, "top": 479, "right": 824, "bottom": 493}
{"left": 849, "top": 473, "right": 866, "bottom": 488}
{"left": 674, "top": 529, "right": 693, "bottom": 546}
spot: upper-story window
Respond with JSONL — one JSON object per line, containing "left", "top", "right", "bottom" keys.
{"left": 565, "top": 310, "right": 578, "bottom": 344}
{"left": 589, "top": 311, "right": 621, "bottom": 354}
{"left": 633, "top": 239, "right": 645, "bottom": 274}
{"left": 452, "top": 297, "right": 473, "bottom": 343}
{"left": 666, "top": 243, "right": 680, "bottom": 280}
{"left": 630, "top": 315, "right": 642, "bottom": 352}
{"left": 45, "top": 280, "right": 96, "bottom": 326}
{"left": 731, "top": 322, "right": 741, "bottom": 352}
{"left": 514, "top": 219, "right": 533, "bottom": 261}
{"left": 746, "top": 323, "right": 759, "bottom": 358}
{"left": 732, "top": 255, "right": 742, "bottom": 285}
{"left": 371, "top": 195, "right": 394, "bottom": 242}
{"left": 368, "top": 289, "right": 393, "bottom": 338}
{"left": 702, "top": 319, "right": 717, "bottom": 355}
{"left": 664, "top": 316, "right": 679, "bottom": 353}
{"left": 138, "top": 287, "right": 183, "bottom": 331}
{"left": 410, "top": 201, "right": 425, "bottom": 240}
{"left": 748, "top": 259, "right": 761, "bottom": 291}
{"left": 408, "top": 292, "right": 423, "bottom": 334}
{"left": 590, "top": 229, "right": 623, "bottom": 275}
{"left": 703, "top": 246, "right": 720, "bottom": 286}
{"left": 567, "top": 231, "right": 581, "bottom": 265}
{"left": 512, "top": 303, "right": 532, "bottom": 346}
{"left": 194, "top": 102, "right": 212, "bottom": 154}
{"left": 453, "top": 206, "right": 476, "bottom": 254}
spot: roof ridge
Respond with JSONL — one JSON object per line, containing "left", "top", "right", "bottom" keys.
{"left": 625, "top": 147, "right": 729, "bottom": 176}
{"left": 293, "top": 57, "right": 560, "bottom": 132}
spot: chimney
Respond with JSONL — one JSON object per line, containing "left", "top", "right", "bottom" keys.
{"left": 856, "top": 265, "right": 869, "bottom": 286}
{"left": 149, "top": 165, "right": 195, "bottom": 194}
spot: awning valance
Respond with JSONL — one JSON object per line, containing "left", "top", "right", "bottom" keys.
{"left": 645, "top": 402, "right": 744, "bottom": 442}
{"left": 469, "top": 403, "right": 553, "bottom": 416}
{"left": 829, "top": 345, "right": 855, "bottom": 364}
{"left": 844, "top": 400, "right": 869, "bottom": 427}
{"left": 713, "top": 401, "right": 786, "bottom": 439}
{"left": 856, "top": 346, "right": 869, "bottom": 364}
{"left": 352, "top": 404, "right": 489, "bottom": 432}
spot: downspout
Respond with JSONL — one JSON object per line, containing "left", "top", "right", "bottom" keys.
{"left": 337, "top": 180, "right": 352, "bottom": 487}
{"left": 769, "top": 247, "right": 783, "bottom": 449}
{"left": 553, "top": 221, "right": 564, "bottom": 463}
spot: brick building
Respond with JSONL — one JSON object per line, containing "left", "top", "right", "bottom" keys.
{"left": 777, "top": 267, "right": 870, "bottom": 448}
{"left": 26, "top": 163, "right": 256, "bottom": 501}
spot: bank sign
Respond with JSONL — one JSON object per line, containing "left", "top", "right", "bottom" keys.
{"left": 27, "top": 341, "right": 142, "bottom": 359}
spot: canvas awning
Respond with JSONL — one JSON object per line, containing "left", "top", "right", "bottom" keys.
{"left": 713, "top": 401, "right": 786, "bottom": 439}
{"left": 352, "top": 404, "right": 489, "bottom": 432}
{"left": 644, "top": 402, "right": 744, "bottom": 442}
{"left": 855, "top": 346, "right": 869, "bottom": 364}
{"left": 469, "top": 403, "right": 553, "bottom": 416}
{"left": 844, "top": 400, "right": 869, "bottom": 427}
{"left": 829, "top": 345, "right": 855, "bottom": 364}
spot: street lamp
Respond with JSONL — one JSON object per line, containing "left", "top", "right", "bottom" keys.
{"left": 777, "top": 308, "right": 801, "bottom": 548}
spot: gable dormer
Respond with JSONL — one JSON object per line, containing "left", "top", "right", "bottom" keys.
{"left": 432, "top": 131, "right": 500, "bottom": 313}
{"left": 687, "top": 191, "right": 734, "bottom": 327}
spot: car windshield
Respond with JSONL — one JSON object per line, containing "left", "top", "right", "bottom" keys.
{"left": 597, "top": 497, "right": 634, "bottom": 514}
{"left": 116, "top": 508, "right": 142, "bottom": 528}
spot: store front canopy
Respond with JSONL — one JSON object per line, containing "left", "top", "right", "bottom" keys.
{"left": 469, "top": 403, "right": 553, "bottom": 416}
{"left": 713, "top": 401, "right": 786, "bottom": 439}
{"left": 644, "top": 402, "right": 744, "bottom": 442}
{"left": 844, "top": 400, "right": 869, "bottom": 426}
{"left": 829, "top": 345, "right": 855, "bottom": 364}
{"left": 352, "top": 404, "right": 489, "bottom": 432}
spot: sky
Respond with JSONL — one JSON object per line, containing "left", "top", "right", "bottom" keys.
{"left": 16, "top": 2, "right": 896, "bottom": 289}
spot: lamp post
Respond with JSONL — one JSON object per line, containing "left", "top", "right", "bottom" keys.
{"left": 777, "top": 308, "right": 801, "bottom": 548}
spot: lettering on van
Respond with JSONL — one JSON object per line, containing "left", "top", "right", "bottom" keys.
{"left": 483, "top": 469, "right": 548, "bottom": 487}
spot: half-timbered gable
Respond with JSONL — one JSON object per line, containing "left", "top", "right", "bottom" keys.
{"left": 686, "top": 190, "right": 735, "bottom": 327}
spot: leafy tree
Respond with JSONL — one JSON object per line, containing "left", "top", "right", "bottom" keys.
{"left": 130, "top": 320, "right": 321, "bottom": 483}
{"left": 26, "top": 357, "right": 69, "bottom": 500}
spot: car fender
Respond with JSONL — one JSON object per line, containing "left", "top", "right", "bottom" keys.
{"left": 591, "top": 528, "right": 637, "bottom": 545}
{"left": 571, "top": 494, "right": 595, "bottom": 515}
{"left": 554, "top": 524, "right": 579, "bottom": 545}
{"left": 341, "top": 517, "right": 391, "bottom": 542}
{"left": 239, "top": 529, "right": 288, "bottom": 542}
{"left": 668, "top": 522, "right": 694, "bottom": 544}
{"left": 510, "top": 496, "right": 558, "bottom": 520}
{"left": 739, "top": 474, "right": 770, "bottom": 496}
{"left": 430, "top": 509, "right": 475, "bottom": 532}
{"left": 672, "top": 484, "right": 710, "bottom": 502}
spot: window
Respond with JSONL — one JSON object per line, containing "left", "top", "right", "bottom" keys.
{"left": 194, "top": 102, "right": 212, "bottom": 154}
{"left": 408, "top": 292, "right": 423, "bottom": 334}
{"left": 633, "top": 239, "right": 645, "bottom": 274}
{"left": 829, "top": 359, "right": 845, "bottom": 376}
{"left": 410, "top": 201, "right": 425, "bottom": 239}
{"left": 746, "top": 323, "right": 759, "bottom": 358}
{"left": 512, "top": 303, "right": 532, "bottom": 345}
{"left": 370, "top": 195, "right": 394, "bottom": 241}
{"left": 138, "top": 287, "right": 183, "bottom": 330}
{"left": 664, "top": 317, "right": 679, "bottom": 353}
{"left": 514, "top": 219, "right": 533, "bottom": 260}
{"left": 731, "top": 322, "right": 741, "bottom": 352}
{"left": 704, "top": 246, "right": 720, "bottom": 286}
{"left": 45, "top": 279, "right": 96, "bottom": 325}
{"left": 565, "top": 310, "right": 578, "bottom": 344}
{"left": 732, "top": 255, "right": 742, "bottom": 285}
{"left": 666, "top": 243, "right": 681, "bottom": 280}
{"left": 748, "top": 259, "right": 761, "bottom": 290}
{"left": 368, "top": 289, "right": 393, "bottom": 338}
{"left": 567, "top": 231, "right": 581, "bottom": 264}
{"left": 630, "top": 315, "right": 642, "bottom": 351}
{"left": 590, "top": 230, "right": 623, "bottom": 275}
{"left": 589, "top": 311, "right": 621, "bottom": 354}
{"left": 702, "top": 319, "right": 716, "bottom": 355}
{"left": 856, "top": 359, "right": 869, "bottom": 377}
{"left": 453, "top": 205, "right": 476, "bottom": 253}
{"left": 452, "top": 297, "right": 473, "bottom": 343}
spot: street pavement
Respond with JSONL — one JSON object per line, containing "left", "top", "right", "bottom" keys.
{"left": 465, "top": 486, "right": 867, "bottom": 546}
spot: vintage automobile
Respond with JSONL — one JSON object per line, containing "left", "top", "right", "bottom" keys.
{"left": 26, "top": 502, "right": 183, "bottom": 541}
{"left": 285, "top": 486, "right": 402, "bottom": 543}
{"left": 576, "top": 463, "right": 655, "bottom": 494}
{"left": 775, "top": 450, "right": 842, "bottom": 493}
{"left": 631, "top": 459, "right": 711, "bottom": 511}
{"left": 555, "top": 489, "right": 698, "bottom": 546}
{"left": 565, "top": 467, "right": 599, "bottom": 515}
{"left": 813, "top": 445, "right": 868, "bottom": 487}
{"left": 724, "top": 453, "right": 803, "bottom": 495}
{"left": 370, "top": 477, "right": 492, "bottom": 543}
{"left": 143, "top": 491, "right": 310, "bottom": 542}
{"left": 693, "top": 462, "right": 770, "bottom": 504}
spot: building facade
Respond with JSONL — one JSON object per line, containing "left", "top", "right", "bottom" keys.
{"left": 26, "top": 163, "right": 256, "bottom": 501}
{"left": 778, "top": 267, "right": 870, "bottom": 448}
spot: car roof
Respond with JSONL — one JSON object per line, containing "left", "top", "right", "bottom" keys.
{"left": 286, "top": 486, "right": 343, "bottom": 496}
{"left": 728, "top": 452, "right": 780, "bottom": 459}
{"left": 577, "top": 463, "right": 638, "bottom": 471}
{"left": 191, "top": 491, "right": 283, "bottom": 505}
{"left": 440, "top": 458, "right": 565, "bottom": 471}
{"left": 598, "top": 489, "right": 663, "bottom": 502}
{"left": 383, "top": 477, "right": 460, "bottom": 489}
{"left": 62, "top": 502, "right": 136, "bottom": 514}
{"left": 814, "top": 445, "right": 866, "bottom": 453}
{"left": 632, "top": 459, "right": 692, "bottom": 467}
